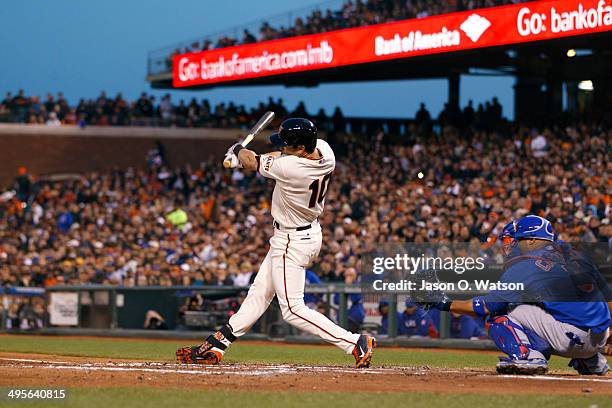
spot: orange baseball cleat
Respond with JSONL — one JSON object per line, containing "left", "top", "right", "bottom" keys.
{"left": 176, "top": 342, "right": 224, "bottom": 365}
{"left": 352, "top": 334, "right": 377, "bottom": 368}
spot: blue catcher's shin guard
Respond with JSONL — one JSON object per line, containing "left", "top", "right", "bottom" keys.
{"left": 487, "top": 316, "right": 551, "bottom": 361}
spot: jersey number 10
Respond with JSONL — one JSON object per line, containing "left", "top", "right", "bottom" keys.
{"left": 308, "top": 173, "right": 332, "bottom": 208}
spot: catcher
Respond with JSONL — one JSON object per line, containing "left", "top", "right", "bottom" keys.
{"left": 421, "top": 215, "right": 612, "bottom": 375}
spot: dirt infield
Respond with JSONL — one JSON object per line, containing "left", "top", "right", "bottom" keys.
{"left": 0, "top": 352, "right": 610, "bottom": 396}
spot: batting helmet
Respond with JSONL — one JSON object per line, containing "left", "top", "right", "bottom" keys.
{"left": 270, "top": 118, "right": 317, "bottom": 152}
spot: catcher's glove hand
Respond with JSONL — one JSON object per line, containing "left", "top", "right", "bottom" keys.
{"left": 416, "top": 294, "right": 452, "bottom": 312}
{"left": 412, "top": 268, "right": 452, "bottom": 312}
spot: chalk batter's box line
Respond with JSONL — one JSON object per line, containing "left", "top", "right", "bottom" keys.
{"left": 1, "top": 358, "right": 610, "bottom": 383}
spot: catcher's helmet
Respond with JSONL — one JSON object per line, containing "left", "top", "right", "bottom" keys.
{"left": 513, "top": 215, "right": 555, "bottom": 242}
{"left": 270, "top": 118, "right": 317, "bottom": 152}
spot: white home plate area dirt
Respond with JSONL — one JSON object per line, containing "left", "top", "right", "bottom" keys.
{"left": 0, "top": 353, "right": 611, "bottom": 395}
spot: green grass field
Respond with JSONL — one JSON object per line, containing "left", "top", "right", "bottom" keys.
{"left": 0, "top": 335, "right": 608, "bottom": 408}
{"left": 2, "top": 388, "right": 609, "bottom": 408}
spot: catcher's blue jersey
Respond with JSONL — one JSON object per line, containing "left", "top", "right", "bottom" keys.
{"left": 482, "top": 244, "right": 611, "bottom": 333}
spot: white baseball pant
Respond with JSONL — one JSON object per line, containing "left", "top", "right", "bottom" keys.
{"left": 228, "top": 224, "right": 359, "bottom": 353}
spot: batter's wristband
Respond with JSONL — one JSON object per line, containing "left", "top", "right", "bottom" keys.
{"left": 233, "top": 145, "right": 244, "bottom": 155}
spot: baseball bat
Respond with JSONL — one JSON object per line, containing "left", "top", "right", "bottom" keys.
{"left": 223, "top": 111, "right": 275, "bottom": 168}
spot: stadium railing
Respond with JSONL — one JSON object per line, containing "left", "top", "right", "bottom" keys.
{"left": 0, "top": 284, "right": 490, "bottom": 340}
{"left": 147, "top": 0, "right": 345, "bottom": 77}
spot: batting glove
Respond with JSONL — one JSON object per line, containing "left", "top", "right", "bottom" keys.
{"left": 227, "top": 143, "right": 242, "bottom": 157}
{"left": 224, "top": 153, "right": 242, "bottom": 169}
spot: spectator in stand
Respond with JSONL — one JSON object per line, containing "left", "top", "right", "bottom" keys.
{"left": 415, "top": 102, "right": 430, "bottom": 123}
{"left": 530, "top": 129, "right": 548, "bottom": 158}
{"left": 415, "top": 102, "right": 431, "bottom": 131}
{"left": 144, "top": 310, "right": 168, "bottom": 330}
{"left": 463, "top": 100, "right": 475, "bottom": 127}
{"left": 290, "top": 101, "right": 308, "bottom": 118}
{"left": 14, "top": 167, "right": 32, "bottom": 201}
{"left": 242, "top": 29, "right": 256, "bottom": 44}
{"left": 347, "top": 294, "right": 366, "bottom": 332}
{"left": 135, "top": 92, "right": 154, "bottom": 119}
{"left": 45, "top": 111, "right": 61, "bottom": 126}
{"left": 399, "top": 301, "right": 436, "bottom": 337}
{"left": 449, "top": 312, "right": 486, "bottom": 339}
{"left": 12, "top": 89, "right": 30, "bottom": 122}
{"left": 332, "top": 106, "right": 345, "bottom": 133}
{"left": 378, "top": 299, "right": 402, "bottom": 335}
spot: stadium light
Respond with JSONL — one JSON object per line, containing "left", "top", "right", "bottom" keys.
{"left": 566, "top": 49, "right": 576, "bottom": 58}
{"left": 578, "top": 80, "right": 594, "bottom": 91}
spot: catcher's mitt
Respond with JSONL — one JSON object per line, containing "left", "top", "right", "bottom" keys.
{"left": 412, "top": 268, "right": 452, "bottom": 311}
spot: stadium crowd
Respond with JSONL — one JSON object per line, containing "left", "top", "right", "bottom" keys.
{"left": 0, "top": 99, "right": 609, "bottom": 334}
{"left": 1, "top": 120, "right": 609, "bottom": 291}
{"left": 164, "top": 0, "right": 533, "bottom": 69}
{"left": 0, "top": 89, "right": 506, "bottom": 133}
{"left": 0, "top": 90, "right": 269, "bottom": 128}
{"left": 0, "top": 89, "right": 331, "bottom": 128}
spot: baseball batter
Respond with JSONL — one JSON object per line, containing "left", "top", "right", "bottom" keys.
{"left": 176, "top": 118, "right": 376, "bottom": 368}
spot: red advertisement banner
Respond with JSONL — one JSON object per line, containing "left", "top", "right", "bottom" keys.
{"left": 173, "top": 0, "right": 612, "bottom": 87}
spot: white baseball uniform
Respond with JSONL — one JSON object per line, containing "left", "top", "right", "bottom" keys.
{"left": 227, "top": 139, "right": 360, "bottom": 353}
